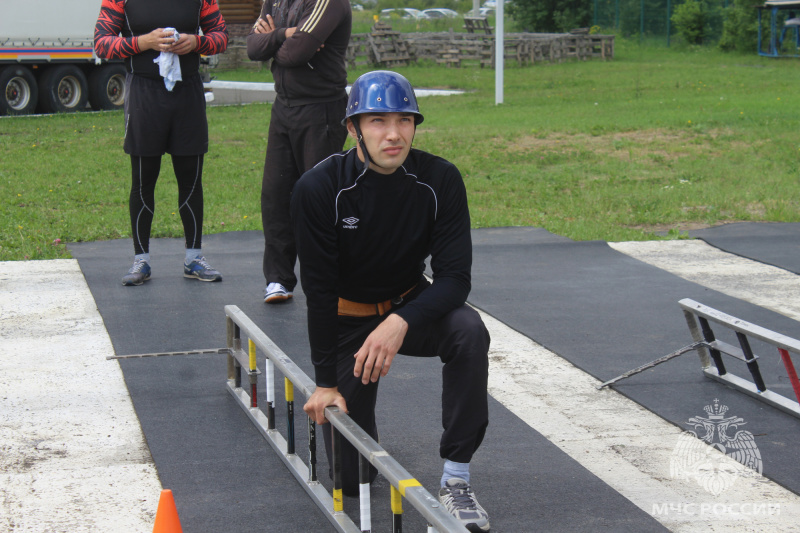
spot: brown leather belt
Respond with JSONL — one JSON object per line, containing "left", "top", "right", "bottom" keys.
{"left": 338, "top": 285, "right": 417, "bottom": 317}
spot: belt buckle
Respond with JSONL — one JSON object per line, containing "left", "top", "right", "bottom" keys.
{"left": 391, "top": 296, "right": 403, "bottom": 306}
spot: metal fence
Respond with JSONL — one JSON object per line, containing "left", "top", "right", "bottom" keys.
{"left": 593, "top": 0, "right": 732, "bottom": 45}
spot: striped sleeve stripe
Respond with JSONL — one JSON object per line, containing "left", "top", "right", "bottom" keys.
{"left": 299, "top": 0, "right": 330, "bottom": 33}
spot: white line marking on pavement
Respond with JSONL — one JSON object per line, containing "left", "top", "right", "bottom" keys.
{"left": 610, "top": 239, "right": 800, "bottom": 323}
{"left": 0, "top": 260, "right": 161, "bottom": 533}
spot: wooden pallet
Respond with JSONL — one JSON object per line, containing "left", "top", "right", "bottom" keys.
{"left": 218, "top": 0, "right": 262, "bottom": 24}
{"left": 463, "top": 16, "right": 493, "bottom": 35}
{"left": 347, "top": 34, "right": 372, "bottom": 68}
{"left": 367, "top": 22, "right": 410, "bottom": 67}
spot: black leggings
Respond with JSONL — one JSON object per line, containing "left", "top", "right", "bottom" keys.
{"left": 129, "top": 154, "right": 204, "bottom": 255}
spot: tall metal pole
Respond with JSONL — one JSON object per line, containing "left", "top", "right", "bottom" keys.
{"left": 640, "top": 0, "right": 645, "bottom": 39}
{"left": 495, "top": 0, "right": 504, "bottom": 105}
{"left": 667, "top": 0, "right": 671, "bottom": 47}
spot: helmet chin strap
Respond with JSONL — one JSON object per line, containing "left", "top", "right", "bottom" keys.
{"left": 351, "top": 118, "right": 378, "bottom": 172}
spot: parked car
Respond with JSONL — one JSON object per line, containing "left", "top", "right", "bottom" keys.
{"left": 380, "top": 8, "right": 428, "bottom": 19}
{"left": 421, "top": 8, "right": 459, "bottom": 19}
{"left": 351, "top": 3, "right": 364, "bottom": 10}
{"left": 481, "top": 0, "right": 511, "bottom": 7}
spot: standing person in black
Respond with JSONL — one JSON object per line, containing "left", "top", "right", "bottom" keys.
{"left": 292, "top": 71, "right": 491, "bottom": 533}
{"left": 95, "top": 0, "right": 228, "bottom": 286}
{"left": 246, "top": 0, "right": 351, "bottom": 304}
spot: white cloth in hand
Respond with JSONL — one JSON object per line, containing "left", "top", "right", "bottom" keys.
{"left": 153, "top": 27, "right": 182, "bottom": 91}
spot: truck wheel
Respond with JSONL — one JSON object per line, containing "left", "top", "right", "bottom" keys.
{"left": 0, "top": 66, "right": 38, "bottom": 116}
{"left": 89, "top": 65, "right": 127, "bottom": 110}
{"left": 38, "top": 65, "right": 89, "bottom": 114}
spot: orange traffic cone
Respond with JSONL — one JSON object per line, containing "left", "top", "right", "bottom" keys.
{"left": 153, "top": 489, "right": 183, "bottom": 533}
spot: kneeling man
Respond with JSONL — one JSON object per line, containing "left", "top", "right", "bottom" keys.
{"left": 292, "top": 70, "right": 491, "bottom": 533}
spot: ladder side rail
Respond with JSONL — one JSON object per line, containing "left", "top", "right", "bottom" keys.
{"left": 679, "top": 298, "right": 800, "bottom": 355}
{"left": 225, "top": 305, "right": 468, "bottom": 533}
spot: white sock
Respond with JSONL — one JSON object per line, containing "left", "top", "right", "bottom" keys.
{"left": 135, "top": 253, "right": 150, "bottom": 263}
{"left": 441, "top": 460, "right": 470, "bottom": 487}
{"left": 185, "top": 248, "right": 202, "bottom": 264}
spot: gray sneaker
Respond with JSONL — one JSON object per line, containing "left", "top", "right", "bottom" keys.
{"left": 438, "top": 478, "right": 490, "bottom": 532}
{"left": 122, "top": 260, "right": 151, "bottom": 286}
{"left": 184, "top": 256, "right": 222, "bottom": 282}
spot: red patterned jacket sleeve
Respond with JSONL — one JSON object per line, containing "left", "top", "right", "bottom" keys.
{"left": 94, "top": 0, "right": 139, "bottom": 59}
{"left": 197, "top": 0, "right": 229, "bottom": 55}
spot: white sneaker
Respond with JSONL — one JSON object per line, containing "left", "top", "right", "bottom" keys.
{"left": 264, "top": 282, "right": 293, "bottom": 304}
{"left": 438, "top": 478, "right": 490, "bottom": 532}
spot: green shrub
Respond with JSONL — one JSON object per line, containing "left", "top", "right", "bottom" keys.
{"left": 718, "top": 0, "right": 761, "bottom": 52}
{"left": 507, "top": 0, "right": 591, "bottom": 33}
{"left": 672, "top": 0, "right": 709, "bottom": 45}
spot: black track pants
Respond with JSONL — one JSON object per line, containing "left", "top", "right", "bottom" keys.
{"left": 260, "top": 96, "right": 348, "bottom": 290}
{"left": 321, "top": 301, "right": 490, "bottom": 496}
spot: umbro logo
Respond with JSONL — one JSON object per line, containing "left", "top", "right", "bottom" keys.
{"left": 342, "top": 217, "right": 359, "bottom": 229}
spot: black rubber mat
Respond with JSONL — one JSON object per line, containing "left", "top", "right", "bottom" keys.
{"left": 690, "top": 222, "right": 800, "bottom": 275}
{"left": 468, "top": 227, "right": 800, "bottom": 497}
{"left": 69, "top": 230, "right": 668, "bottom": 532}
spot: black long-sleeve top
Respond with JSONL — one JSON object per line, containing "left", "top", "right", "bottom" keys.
{"left": 245, "top": 0, "right": 351, "bottom": 106}
{"left": 291, "top": 148, "right": 473, "bottom": 387}
{"left": 94, "top": 0, "right": 228, "bottom": 79}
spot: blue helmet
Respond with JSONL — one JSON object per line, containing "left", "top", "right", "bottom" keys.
{"left": 343, "top": 70, "right": 424, "bottom": 126}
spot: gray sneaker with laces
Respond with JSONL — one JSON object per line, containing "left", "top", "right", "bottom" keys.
{"left": 122, "top": 259, "right": 151, "bottom": 286}
{"left": 184, "top": 256, "right": 222, "bottom": 282}
{"left": 438, "top": 478, "right": 490, "bottom": 532}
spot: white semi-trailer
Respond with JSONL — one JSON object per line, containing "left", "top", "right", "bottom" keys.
{"left": 0, "top": 0, "right": 126, "bottom": 115}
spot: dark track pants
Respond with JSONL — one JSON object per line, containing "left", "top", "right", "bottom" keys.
{"left": 260, "top": 97, "right": 348, "bottom": 290}
{"left": 322, "top": 299, "right": 490, "bottom": 496}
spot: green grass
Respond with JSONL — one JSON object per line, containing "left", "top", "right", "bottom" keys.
{"left": 2, "top": 40, "right": 800, "bottom": 261}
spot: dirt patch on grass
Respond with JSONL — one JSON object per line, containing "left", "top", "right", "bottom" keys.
{"left": 625, "top": 221, "right": 716, "bottom": 234}
{"left": 503, "top": 128, "right": 734, "bottom": 161}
